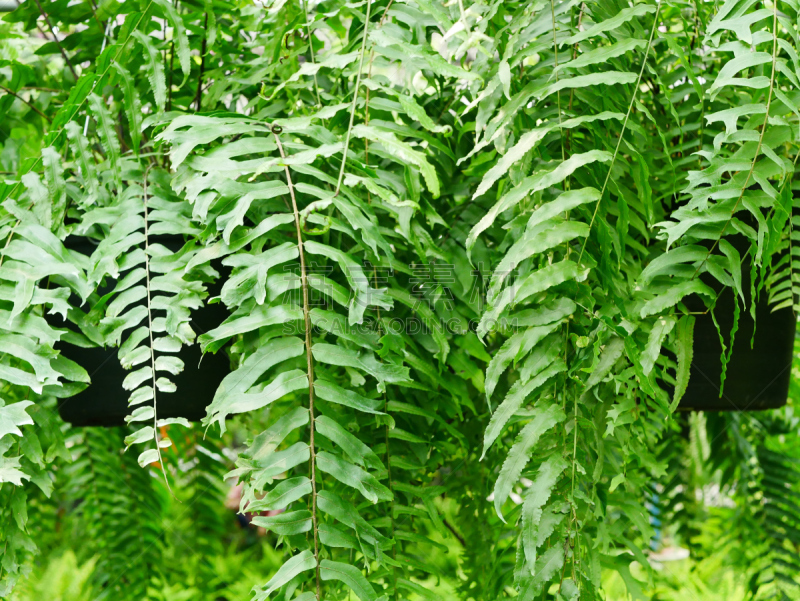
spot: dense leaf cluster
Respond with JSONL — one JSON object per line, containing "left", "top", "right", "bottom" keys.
{"left": 2, "top": 0, "right": 800, "bottom": 599}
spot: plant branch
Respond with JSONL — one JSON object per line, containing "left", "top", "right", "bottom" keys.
{"left": 443, "top": 518, "right": 466, "bottom": 547}
{"left": 195, "top": 12, "right": 209, "bottom": 112}
{"left": 143, "top": 164, "right": 172, "bottom": 493}
{"left": 335, "top": 0, "right": 373, "bottom": 195}
{"left": 86, "top": 0, "right": 106, "bottom": 35}
{"left": 300, "top": 0, "right": 321, "bottom": 108}
{"left": 550, "top": 0, "right": 564, "bottom": 166}
{"left": 565, "top": 2, "right": 585, "bottom": 162}
{"left": 31, "top": 0, "right": 79, "bottom": 79}
{"left": 0, "top": 85, "right": 50, "bottom": 121}
{"left": 83, "top": 19, "right": 112, "bottom": 136}
{"left": 577, "top": 0, "right": 662, "bottom": 265}
{"left": 167, "top": 44, "right": 175, "bottom": 112}
{"left": 273, "top": 125, "right": 323, "bottom": 601}
{"left": 566, "top": 4, "right": 585, "bottom": 113}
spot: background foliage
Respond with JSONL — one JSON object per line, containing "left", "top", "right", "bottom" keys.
{"left": 2, "top": 0, "right": 800, "bottom": 599}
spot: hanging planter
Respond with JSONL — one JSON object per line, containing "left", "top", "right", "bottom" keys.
{"left": 679, "top": 233, "right": 796, "bottom": 411}
{"left": 50, "top": 236, "right": 230, "bottom": 427}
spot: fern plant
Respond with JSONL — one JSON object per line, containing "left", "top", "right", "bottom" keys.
{"left": 2, "top": 0, "right": 800, "bottom": 598}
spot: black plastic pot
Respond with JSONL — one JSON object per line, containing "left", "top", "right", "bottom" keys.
{"left": 51, "top": 236, "right": 230, "bottom": 427}
{"left": 679, "top": 232, "right": 796, "bottom": 411}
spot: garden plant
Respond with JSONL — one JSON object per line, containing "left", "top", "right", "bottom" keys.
{"left": 2, "top": 0, "right": 800, "bottom": 599}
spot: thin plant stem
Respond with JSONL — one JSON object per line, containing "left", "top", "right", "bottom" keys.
{"left": 0, "top": 85, "right": 50, "bottom": 121}
{"left": 564, "top": 2, "right": 585, "bottom": 172}
{"left": 31, "top": 0, "right": 78, "bottom": 79}
{"left": 550, "top": 0, "right": 564, "bottom": 166}
{"left": 335, "top": 0, "right": 373, "bottom": 195}
{"left": 86, "top": 0, "right": 106, "bottom": 35}
{"left": 142, "top": 164, "right": 172, "bottom": 493}
{"left": 577, "top": 0, "right": 662, "bottom": 266}
{"left": 300, "top": 0, "right": 322, "bottom": 108}
{"left": 568, "top": 9, "right": 664, "bottom": 585}
{"left": 168, "top": 43, "right": 175, "bottom": 112}
{"left": 567, "top": 4, "right": 585, "bottom": 114}
{"left": 273, "top": 125, "right": 323, "bottom": 601}
{"left": 84, "top": 19, "right": 112, "bottom": 136}
{"left": 195, "top": 12, "right": 209, "bottom": 112}
{"left": 370, "top": 268, "right": 399, "bottom": 599}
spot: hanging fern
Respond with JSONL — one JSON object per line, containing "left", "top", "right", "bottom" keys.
{"left": 3, "top": 0, "right": 800, "bottom": 598}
